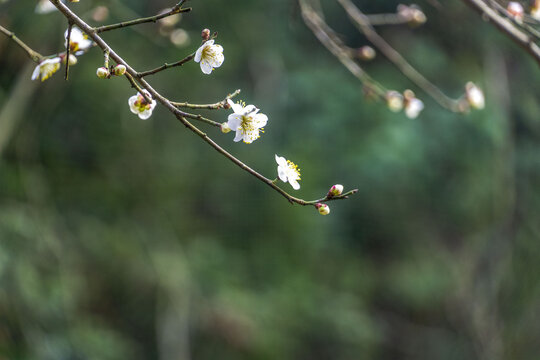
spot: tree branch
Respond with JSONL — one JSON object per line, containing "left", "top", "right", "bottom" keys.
{"left": 461, "top": 0, "right": 540, "bottom": 66}
{"left": 49, "top": 0, "right": 355, "bottom": 208}
{"left": 0, "top": 24, "right": 43, "bottom": 63}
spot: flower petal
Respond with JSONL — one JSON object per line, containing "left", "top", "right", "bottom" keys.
{"left": 200, "top": 60, "right": 213, "bottom": 74}
{"left": 289, "top": 179, "right": 300, "bottom": 190}
{"left": 227, "top": 114, "right": 242, "bottom": 130}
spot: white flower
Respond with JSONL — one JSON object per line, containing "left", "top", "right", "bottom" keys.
{"left": 404, "top": 98, "right": 424, "bottom": 118}
{"left": 31, "top": 57, "right": 62, "bottom": 81}
{"left": 35, "top": 0, "right": 63, "bottom": 14}
{"left": 465, "top": 82, "right": 485, "bottom": 110}
{"left": 226, "top": 99, "right": 268, "bottom": 144}
{"left": 507, "top": 2, "right": 524, "bottom": 20}
{"left": 65, "top": 27, "right": 93, "bottom": 54}
{"left": 531, "top": 0, "right": 540, "bottom": 20}
{"left": 128, "top": 90, "right": 157, "bottom": 120}
{"left": 275, "top": 154, "right": 301, "bottom": 190}
{"left": 194, "top": 39, "right": 224, "bottom": 74}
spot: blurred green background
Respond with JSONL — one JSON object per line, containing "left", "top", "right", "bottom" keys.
{"left": 1, "top": 0, "right": 540, "bottom": 359}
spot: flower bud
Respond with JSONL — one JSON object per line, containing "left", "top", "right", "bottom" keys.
{"left": 465, "top": 82, "right": 485, "bottom": 110}
{"left": 221, "top": 122, "right": 231, "bottom": 133}
{"left": 315, "top": 203, "right": 330, "bottom": 216}
{"left": 201, "top": 28, "right": 211, "bottom": 41}
{"left": 386, "top": 90, "right": 404, "bottom": 112}
{"left": 328, "top": 184, "right": 344, "bottom": 197}
{"left": 96, "top": 67, "right": 109, "bottom": 79}
{"left": 114, "top": 64, "right": 127, "bottom": 76}
{"left": 357, "top": 46, "right": 376, "bottom": 61}
{"left": 507, "top": 2, "right": 524, "bottom": 20}
{"left": 532, "top": 0, "right": 540, "bottom": 20}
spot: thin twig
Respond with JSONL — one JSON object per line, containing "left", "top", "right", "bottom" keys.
{"left": 461, "top": 0, "right": 540, "bottom": 66}
{"left": 65, "top": 22, "right": 73, "bottom": 80}
{"left": 94, "top": 1, "right": 191, "bottom": 34}
{"left": 299, "top": 0, "right": 387, "bottom": 99}
{"left": 137, "top": 53, "right": 195, "bottom": 78}
{"left": 337, "top": 0, "right": 464, "bottom": 112}
{"left": 172, "top": 89, "right": 241, "bottom": 110}
{"left": 49, "top": 0, "right": 355, "bottom": 207}
{"left": 0, "top": 24, "right": 43, "bottom": 63}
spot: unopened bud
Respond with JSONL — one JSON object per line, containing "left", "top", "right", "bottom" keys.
{"left": 507, "top": 2, "right": 524, "bottom": 20}
{"left": 357, "top": 46, "right": 376, "bottom": 61}
{"left": 465, "top": 82, "right": 485, "bottom": 110}
{"left": 328, "top": 184, "right": 344, "bottom": 197}
{"left": 315, "top": 203, "right": 330, "bottom": 216}
{"left": 201, "top": 28, "right": 211, "bottom": 41}
{"left": 96, "top": 67, "right": 109, "bottom": 79}
{"left": 532, "top": 0, "right": 540, "bottom": 20}
{"left": 386, "top": 90, "right": 404, "bottom": 112}
{"left": 114, "top": 64, "right": 127, "bottom": 76}
{"left": 221, "top": 122, "right": 231, "bottom": 133}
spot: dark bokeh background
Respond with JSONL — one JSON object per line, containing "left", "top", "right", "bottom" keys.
{"left": 1, "top": 0, "right": 540, "bottom": 359}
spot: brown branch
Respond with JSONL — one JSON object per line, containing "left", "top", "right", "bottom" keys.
{"left": 337, "top": 0, "right": 465, "bottom": 112}
{"left": 0, "top": 24, "right": 43, "bottom": 63}
{"left": 49, "top": 0, "right": 355, "bottom": 208}
{"left": 137, "top": 53, "right": 195, "bottom": 78}
{"left": 94, "top": 1, "right": 191, "bottom": 34}
{"left": 299, "top": 0, "right": 387, "bottom": 99}
{"left": 171, "top": 89, "right": 241, "bottom": 110}
{"left": 461, "top": 0, "right": 540, "bottom": 66}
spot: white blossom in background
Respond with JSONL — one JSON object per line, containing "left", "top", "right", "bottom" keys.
{"left": 65, "top": 27, "right": 93, "bottom": 55}
{"left": 465, "top": 82, "right": 485, "bottom": 110}
{"left": 404, "top": 98, "right": 424, "bottom": 118}
{"left": 403, "top": 90, "right": 424, "bottom": 119}
{"left": 31, "top": 57, "right": 61, "bottom": 81}
{"left": 507, "top": 2, "right": 524, "bottom": 21}
{"left": 194, "top": 40, "right": 224, "bottom": 74}
{"left": 128, "top": 90, "right": 157, "bottom": 120}
{"left": 226, "top": 99, "right": 268, "bottom": 143}
{"left": 531, "top": 0, "right": 540, "bottom": 20}
{"left": 35, "top": 0, "right": 63, "bottom": 14}
{"left": 275, "top": 154, "right": 301, "bottom": 190}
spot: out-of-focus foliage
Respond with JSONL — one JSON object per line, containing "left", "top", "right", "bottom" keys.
{"left": 1, "top": 0, "right": 540, "bottom": 359}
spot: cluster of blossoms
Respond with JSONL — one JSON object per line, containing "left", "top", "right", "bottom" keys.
{"left": 385, "top": 89, "right": 424, "bottom": 119}
{"left": 31, "top": 27, "right": 93, "bottom": 81}
{"left": 507, "top": 1, "right": 540, "bottom": 21}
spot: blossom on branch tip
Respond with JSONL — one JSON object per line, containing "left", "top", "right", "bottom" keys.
{"left": 114, "top": 64, "right": 127, "bottom": 76}
{"left": 194, "top": 40, "right": 224, "bottom": 74}
{"left": 386, "top": 91, "right": 404, "bottom": 112}
{"left": 128, "top": 90, "right": 157, "bottom": 120}
{"left": 465, "top": 82, "right": 485, "bottom": 110}
{"left": 226, "top": 99, "right": 268, "bottom": 143}
{"left": 65, "top": 27, "right": 93, "bottom": 54}
{"left": 328, "top": 184, "right": 344, "bottom": 197}
{"left": 31, "top": 57, "right": 62, "bottom": 81}
{"left": 316, "top": 203, "right": 330, "bottom": 216}
{"left": 531, "top": 0, "right": 540, "bottom": 20}
{"left": 96, "top": 67, "right": 109, "bottom": 79}
{"left": 403, "top": 90, "right": 424, "bottom": 119}
{"left": 275, "top": 155, "right": 301, "bottom": 190}
{"left": 507, "top": 2, "right": 524, "bottom": 20}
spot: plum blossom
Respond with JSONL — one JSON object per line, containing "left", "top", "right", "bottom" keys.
{"left": 226, "top": 99, "right": 268, "bottom": 144}
{"left": 31, "top": 57, "right": 62, "bottom": 81}
{"left": 194, "top": 40, "right": 224, "bottom": 74}
{"left": 128, "top": 90, "right": 157, "bottom": 120}
{"left": 275, "top": 154, "right": 301, "bottom": 190}
{"left": 65, "top": 27, "right": 93, "bottom": 55}
{"left": 36, "top": 0, "right": 63, "bottom": 14}
{"left": 465, "top": 82, "right": 485, "bottom": 110}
